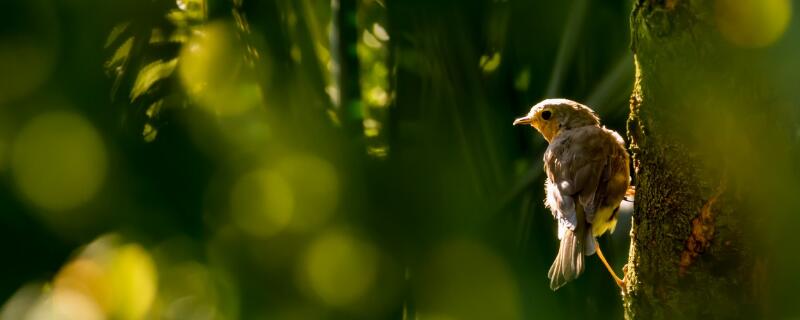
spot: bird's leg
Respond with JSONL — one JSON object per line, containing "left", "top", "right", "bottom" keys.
{"left": 594, "top": 240, "right": 625, "bottom": 290}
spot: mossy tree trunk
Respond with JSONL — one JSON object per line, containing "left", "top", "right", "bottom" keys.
{"left": 622, "top": 0, "right": 784, "bottom": 318}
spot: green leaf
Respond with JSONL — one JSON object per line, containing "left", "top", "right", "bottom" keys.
{"left": 105, "top": 36, "right": 135, "bottom": 99}
{"left": 105, "top": 37, "right": 134, "bottom": 71}
{"left": 105, "top": 22, "right": 131, "bottom": 48}
{"left": 130, "top": 59, "right": 178, "bottom": 101}
{"left": 142, "top": 123, "right": 158, "bottom": 142}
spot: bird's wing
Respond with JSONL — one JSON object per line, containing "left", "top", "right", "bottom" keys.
{"left": 592, "top": 129, "right": 630, "bottom": 212}
{"left": 544, "top": 127, "right": 609, "bottom": 225}
{"left": 545, "top": 178, "right": 577, "bottom": 239}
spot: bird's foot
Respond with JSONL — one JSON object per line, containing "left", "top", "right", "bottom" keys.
{"left": 618, "top": 264, "right": 629, "bottom": 292}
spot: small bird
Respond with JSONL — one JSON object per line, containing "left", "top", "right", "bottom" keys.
{"left": 513, "top": 98, "right": 630, "bottom": 291}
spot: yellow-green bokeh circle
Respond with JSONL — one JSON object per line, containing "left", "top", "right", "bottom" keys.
{"left": 277, "top": 155, "right": 339, "bottom": 232}
{"left": 178, "top": 21, "right": 261, "bottom": 116}
{"left": 230, "top": 169, "right": 295, "bottom": 237}
{"left": 11, "top": 111, "right": 107, "bottom": 211}
{"left": 715, "top": 0, "right": 792, "bottom": 48}
{"left": 416, "top": 239, "right": 521, "bottom": 320}
{"left": 304, "top": 230, "right": 378, "bottom": 307}
{"left": 0, "top": 0, "right": 59, "bottom": 105}
{"left": 108, "top": 244, "right": 158, "bottom": 320}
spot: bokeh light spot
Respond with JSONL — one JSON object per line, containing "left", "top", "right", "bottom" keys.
{"left": 179, "top": 21, "right": 262, "bottom": 116}
{"left": 304, "top": 229, "right": 378, "bottom": 307}
{"left": 364, "top": 118, "right": 381, "bottom": 138}
{"left": 3, "top": 236, "right": 160, "bottom": 320}
{"left": 416, "top": 239, "right": 521, "bottom": 320}
{"left": 715, "top": 0, "right": 791, "bottom": 48}
{"left": 0, "top": 41, "right": 55, "bottom": 105}
{"left": 230, "top": 169, "right": 295, "bottom": 237}
{"left": 0, "top": 0, "right": 58, "bottom": 105}
{"left": 277, "top": 155, "right": 339, "bottom": 232}
{"left": 55, "top": 258, "right": 111, "bottom": 311}
{"left": 45, "top": 288, "right": 105, "bottom": 320}
{"left": 1, "top": 284, "right": 43, "bottom": 320}
{"left": 366, "top": 86, "right": 389, "bottom": 107}
{"left": 11, "top": 111, "right": 107, "bottom": 211}
{"left": 159, "top": 262, "right": 220, "bottom": 320}
{"left": 108, "top": 244, "right": 158, "bottom": 320}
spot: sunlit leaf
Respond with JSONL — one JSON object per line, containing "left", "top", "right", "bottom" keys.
{"left": 232, "top": 7, "right": 251, "bottom": 33}
{"left": 362, "top": 30, "right": 382, "bottom": 49}
{"left": 366, "top": 86, "right": 388, "bottom": 107}
{"left": 105, "top": 22, "right": 131, "bottom": 48}
{"left": 363, "top": 118, "right": 381, "bottom": 138}
{"left": 105, "top": 37, "right": 134, "bottom": 72}
{"left": 366, "top": 145, "right": 389, "bottom": 158}
{"left": 327, "top": 109, "right": 342, "bottom": 127}
{"left": 145, "top": 100, "right": 163, "bottom": 119}
{"left": 176, "top": 0, "right": 207, "bottom": 21}
{"left": 166, "top": 10, "right": 189, "bottom": 27}
{"left": 372, "top": 23, "right": 389, "bottom": 41}
{"left": 326, "top": 85, "right": 341, "bottom": 107}
{"left": 130, "top": 59, "right": 178, "bottom": 101}
{"left": 480, "top": 52, "right": 502, "bottom": 73}
{"left": 142, "top": 100, "right": 164, "bottom": 143}
{"left": 142, "top": 123, "right": 158, "bottom": 143}
{"left": 105, "top": 37, "right": 135, "bottom": 98}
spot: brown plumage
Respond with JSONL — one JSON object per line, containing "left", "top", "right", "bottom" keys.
{"left": 514, "top": 98, "right": 630, "bottom": 290}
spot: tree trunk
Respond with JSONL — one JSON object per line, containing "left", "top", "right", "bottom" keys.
{"left": 622, "top": 0, "right": 791, "bottom": 318}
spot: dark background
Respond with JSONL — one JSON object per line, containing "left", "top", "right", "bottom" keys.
{"left": 0, "top": 0, "right": 680, "bottom": 319}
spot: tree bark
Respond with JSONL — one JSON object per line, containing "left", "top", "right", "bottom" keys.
{"left": 622, "top": 0, "right": 782, "bottom": 318}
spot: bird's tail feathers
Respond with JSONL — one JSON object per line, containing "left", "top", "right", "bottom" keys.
{"left": 548, "top": 228, "right": 585, "bottom": 290}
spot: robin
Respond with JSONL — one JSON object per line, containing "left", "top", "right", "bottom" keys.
{"left": 513, "top": 98, "right": 630, "bottom": 291}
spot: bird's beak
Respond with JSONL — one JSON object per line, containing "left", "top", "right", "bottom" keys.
{"left": 513, "top": 115, "right": 532, "bottom": 126}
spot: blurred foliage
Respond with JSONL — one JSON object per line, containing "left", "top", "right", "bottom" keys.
{"left": 0, "top": 0, "right": 798, "bottom": 319}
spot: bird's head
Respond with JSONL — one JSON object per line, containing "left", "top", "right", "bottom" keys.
{"left": 513, "top": 98, "right": 600, "bottom": 142}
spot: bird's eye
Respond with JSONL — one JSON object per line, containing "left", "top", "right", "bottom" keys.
{"left": 541, "top": 110, "right": 552, "bottom": 120}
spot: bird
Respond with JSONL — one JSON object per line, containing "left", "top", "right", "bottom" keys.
{"left": 513, "top": 98, "right": 630, "bottom": 291}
